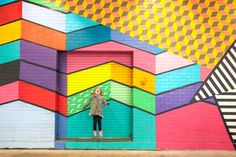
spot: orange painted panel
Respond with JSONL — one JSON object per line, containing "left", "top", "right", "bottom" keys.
{"left": 22, "top": 20, "right": 66, "bottom": 50}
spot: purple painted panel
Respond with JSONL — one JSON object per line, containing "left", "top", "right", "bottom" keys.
{"left": 20, "top": 61, "right": 57, "bottom": 91}
{"left": 58, "top": 72, "right": 67, "bottom": 96}
{"left": 156, "top": 82, "right": 202, "bottom": 114}
{"left": 205, "top": 97, "right": 216, "bottom": 104}
{"left": 58, "top": 52, "right": 67, "bottom": 73}
{"left": 20, "top": 40, "right": 57, "bottom": 69}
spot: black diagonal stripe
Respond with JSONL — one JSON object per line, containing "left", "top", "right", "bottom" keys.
{"left": 213, "top": 71, "right": 227, "bottom": 91}
{"left": 208, "top": 77, "right": 221, "bottom": 94}
{"left": 200, "top": 87, "right": 209, "bottom": 98}
{"left": 0, "top": 60, "right": 20, "bottom": 86}
{"left": 227, "top": 51, "right": 236, "bottom": 70}
{"left": 230, "top": 47, "right": 236, "bottom": 60}
{"left": 205, "top": 83, "right": 215, "bottom": 96}
{"left": 217, "top": 65, "right": 234, "bottom": 90}
{"left": 221, "top": 61, "right": 236, "bottom": 89}
{"left": 224, "top": 55, "right": 236, "bottom": 75}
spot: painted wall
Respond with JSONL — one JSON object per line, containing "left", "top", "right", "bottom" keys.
{"left": 0, "top": 0, "right": 235, "bottom": 150}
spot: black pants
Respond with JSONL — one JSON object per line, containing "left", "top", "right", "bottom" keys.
{"left": 93, "top": 115, "right": 102, "bottom": 131}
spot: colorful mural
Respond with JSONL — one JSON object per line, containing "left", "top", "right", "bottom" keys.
{"left": 0, "top": 0, "right": 235, "bottom": 150}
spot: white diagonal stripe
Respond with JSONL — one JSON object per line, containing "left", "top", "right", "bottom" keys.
{"left": 203, "top": 85, "right": 212, "bottom": 97}
{"left": 195, "top": 95, "right": 200, "bottom": 101}
{"left": 215, "top": 68, "right": 231, "bottom": 91}
{"left": 199, "top": 90, "right": 206, "bottom": 99}
{"left": 219, "top": 64, "right": 235, "bottom": 89}
{"left": 207, "top": 79, "right": 219, "bottom": 95}
{"left": 230, "top": 48, "right": 236, "bottom": 59}
{"left": 211, "top": 73, "right": 225, "bottom": 93}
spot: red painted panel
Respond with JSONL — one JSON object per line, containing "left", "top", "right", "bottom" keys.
{"left": 0, "top": 1, "right": 22, "bottom": 25}
{"left": 156, "top": 102, "right": 234, "bottom": 150}
{"left": 67, "top": 51, "right": 133, "bottom": 73}
{"left": 19, "top": 81, "right": 67, "bottom": 116}
{"left": 0, "top": 81, "right": 18, "bottom": 104}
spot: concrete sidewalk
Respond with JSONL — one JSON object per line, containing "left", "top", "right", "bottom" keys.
{"left": 1, "top": 150, "right": 236, "bottom": 157}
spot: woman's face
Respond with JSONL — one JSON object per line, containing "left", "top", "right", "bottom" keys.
{"left": 94, "top": 88, "right": 101, "bottom": 95}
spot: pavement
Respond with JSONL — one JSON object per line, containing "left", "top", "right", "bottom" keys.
{"left": 1, "top": 150, "right": 236, "bottom": 157}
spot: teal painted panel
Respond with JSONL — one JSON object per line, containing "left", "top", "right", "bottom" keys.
{"left": 0, "top": 41, "right": 20, "bottom": 64}
{"left": 66, "top": 13, "right": 99, "bottom": 33}
{"left": 132, "top": 108, "right": 156, "bottom": 149}
{"left": 67, "top": 100, "right": 132, "bottom": 138}
{"left": 0, "top": 0, "right": 16, "bottom": 5}
{"left": 66, "top": 25, "right": 111, "bottom": 50}
{"left": 156, "top": 64, "right": 200, "bottom": 94}
{"left": 65, "top": 108, "right": 156, "bottom": 149}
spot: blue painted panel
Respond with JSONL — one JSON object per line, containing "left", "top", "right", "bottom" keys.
{"left": 0, "top": 0, "right": 16, "bottom": 5}
{"left": 111, "top": 29, "right": 164, "bottom": 54}
{"left": 67, "top": 100, "right": 132, "bottom": 138}
{"left": 66, "top": 13, "right": 99, "bottom": 33}
{"left": 56, "top": 113, "right": 67, "bottom": 138}
{"left": 66, "top": 25, "right": 111, "bottom": 50}
{"left": 156, "top": 64, "right": 200, "bottom": 94}
{"left": 0, "top": 40, "right": 20, "bottom": 64}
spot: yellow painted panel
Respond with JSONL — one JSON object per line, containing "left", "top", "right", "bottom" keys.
{"left": 133, "top": 68, "right": 155, "bottom": 94}
{"left": 0, "top": 21, "right": 21, "bottom": 44}
{"left": 111, "top": 62, "right": 132, "bottom": 86}
{"left": 68, "top": 63, "right": 111, "bottom": 95}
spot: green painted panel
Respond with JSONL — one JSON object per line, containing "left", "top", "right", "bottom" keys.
{"left": 68, "top": 82, "right": 111, "bottom": 116}
{"left": 27, "top": 0, "right": 67, "bottom": 12}
{"left": 111, "top": 81, "right": 132, "bottom": 106}
{"left": 67, "top": 100, "right": 132, "bottom": 138}
{"left": 65, "top": 108, "right": 156, "bottom": 149}
{"left": 133, "top": 88, "right": 156, "bottom": 114}
{"left": 0, "top": 41, "right": 20, "bottom": 64}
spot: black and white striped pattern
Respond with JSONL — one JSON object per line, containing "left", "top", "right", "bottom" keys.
{"left": 215, "top": 89, "right": 236, "bottom": 144}
{"left": 194, "top": 41, "right": 236, "bottom": 101}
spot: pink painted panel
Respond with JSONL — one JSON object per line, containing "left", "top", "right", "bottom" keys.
{"left": 0, "top": 81, "right": 18, "bottom": 104}
{"left": 155, "top": 52, "right": 194, "bottom": 74}
{"left": 200, "top": 66, "right": 212, "bottom": 81}
{"left": 74, "top": 41, "right": 156, "bottom": 74}
{"left": 156, "top": 102, "right": 234, "bottom": 150}
{"left": 67, "top": 51, "right": 132, "bottom": 73}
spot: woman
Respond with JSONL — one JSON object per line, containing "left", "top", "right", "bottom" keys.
{"left": 82, "top": 87, "right": 109, "bottom": 138}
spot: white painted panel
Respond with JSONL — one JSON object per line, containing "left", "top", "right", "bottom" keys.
{"left": 23, "top": 2, "right": 66, "bottom": 32}
{"left": 0, "top": 101, "right": 55, "bottom": 148}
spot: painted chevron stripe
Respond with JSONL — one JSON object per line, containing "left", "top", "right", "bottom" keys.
{"left": 0, "top": 81, "right": 18, "bottom": 104}
{"left": 66, "top": 50, "right": 132, "bottom": 74}
{"left": 0, "top": 60, "right": 20, "bottom": 86}
{"left": 194, "top": 41, "right": 236, "bottom": 102}
{"left": 0, "top": 40, "right": 20, "bottom": 64}
{"left": 0, "top": 1, "right": 21, "bottom": 25}
{"left": 0, "top": 20, "right": 21, "bottom": 45}
{"left": 67, "top": 62, "right": 133, "bottom": 95}
{"left": 215, "top": 89, "right": 236, "bottom": 145}
{"left": 18, "top": 81, "right": 67, "bottom": 116}
{"left": 21, "top": 20, "right": 66, "bottom": 50}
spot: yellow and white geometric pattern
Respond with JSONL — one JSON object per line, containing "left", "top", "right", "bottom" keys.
{"left": 48, "top": 0, "right": 236, "bottom": 69}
